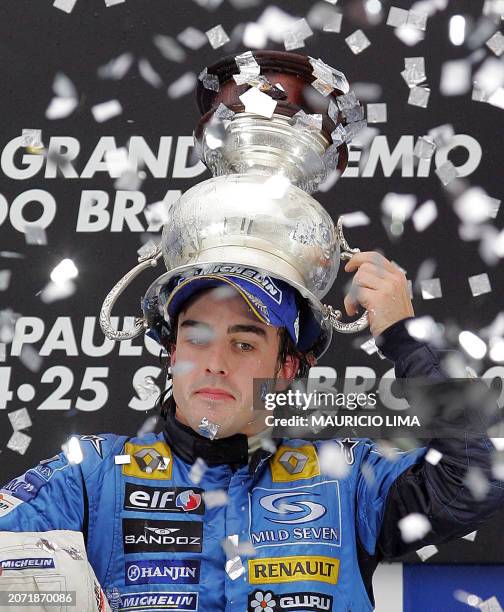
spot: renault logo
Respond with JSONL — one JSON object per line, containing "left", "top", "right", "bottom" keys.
{"left": 278, "top": 450, "right": 308, "bottom": 474}
{"left": 133, "top": 448, "right": 169, "bottom": 474}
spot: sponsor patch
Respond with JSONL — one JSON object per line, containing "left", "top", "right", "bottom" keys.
{"left": 0, "top": 558, "right": 55, "bottom": 570}
{"left": 119, "top": 591, "right": 198, "bottom": 612}
{"left": 250, "top": 481, "right": 341, "bottom": 549}
{"left": 123, "top": 519, "right": 203, "bottom": 553}
{"left": 248, "top": 590, "right": 333, "bottom": 612}
{"left": 122, "top": 442, "right": 173, "bottom": 480}
{"left": 248, "top": 556, "right": 339, "bottom": 585}
{"left": 270, "top": 445, "right": 320, "bottom": 482}
{"left": 124, "top": 484, "right": 204, "bottom": 514}
{"left": 0, "top": 492, "right": 23, "bottom": 518}
{"left": 125, "top": 559, "right": 200, "bottom": 586}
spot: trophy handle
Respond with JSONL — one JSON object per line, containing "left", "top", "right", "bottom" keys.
{"left": 100, "top": 244, "right": 163, "bottom": 341}
{"left": 321, "top": 217, "right": 370, "bottom": 334}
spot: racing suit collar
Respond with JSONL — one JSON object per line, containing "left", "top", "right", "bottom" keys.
{"left": 163, "top": 404, "right": 249, "bottom": 469}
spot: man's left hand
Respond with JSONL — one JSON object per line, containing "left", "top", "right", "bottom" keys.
{"left": 343, "top": 251, "right": 415, "bottom": 338}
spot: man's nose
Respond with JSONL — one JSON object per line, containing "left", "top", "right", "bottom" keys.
{"left": 204, "top": 341, "right": 230, "bottom": 376}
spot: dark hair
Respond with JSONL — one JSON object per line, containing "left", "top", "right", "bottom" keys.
{"left": 153, "top": 297, "right": 314, "bottom": 420}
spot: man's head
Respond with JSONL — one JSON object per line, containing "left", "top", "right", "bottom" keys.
{"left": 162, "top": 278, "right": 309, "bottom": 439}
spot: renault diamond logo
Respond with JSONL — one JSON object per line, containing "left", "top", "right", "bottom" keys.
{"left": 278, "top": 450, "right": 308, "bottom": 475}
{"left": 133, "top": 448, "right": 170, "bottom": 474}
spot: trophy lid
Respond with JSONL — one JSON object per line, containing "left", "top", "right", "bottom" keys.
{"left": 195, "top": 50, "right": 354, "bottom": 175}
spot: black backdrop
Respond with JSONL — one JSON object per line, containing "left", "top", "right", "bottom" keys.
{"left": 1, "top": 0, "right": 503, "bottom": 563}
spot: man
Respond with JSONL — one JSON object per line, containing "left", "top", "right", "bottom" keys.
{"left": 0, "top": 252, "right": 502, "bottom": 612}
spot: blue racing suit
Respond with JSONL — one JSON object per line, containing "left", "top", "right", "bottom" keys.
{"left": 1, "top": 319, "right": 503, "bottom": 611}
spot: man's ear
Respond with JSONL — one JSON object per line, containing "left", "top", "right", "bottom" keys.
{"left": 278, "top": 353, "right": 299, "bottom": 384}
{"left": 169, "top": 344, "right": 177, "bottom": 366}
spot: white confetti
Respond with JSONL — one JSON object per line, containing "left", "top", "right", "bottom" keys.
{"left": 53, "top": 72, "right": 77, "bottom": 98}
{"left": 24, "top": 225, "right": 47, "bottom": 246}
{"left": 19, "top": 345, "right": 42, "bottom": 373}
{"left": 189, "top": 457, "right": 208, "bottom": 484}
{"left": 177, "top": 27, "right": 208, "bottom": 50}
{"left": 454, "top": 187, "right": 496, "bottom": 224}
{"left": 486, "top": 31, "right": 504, "bottom": 57}
{"left": 459, "top": 331, "right": 487, "bottom": 360}
{"left": 91, "top": 100, "right": 123, "bottom": 123}
{"left": 479, "top": 596, "right": 504, "bottom": 612}
{"left": 468, "top": 273, "right": 492, "bottom": 297}
{"left": 464, "top": 467, "right": 490, "bottom": 500}
{"left": 46, "top": 97, "right": 78, "bottom": 120}
{"left": 425, "top": 448, "right": 443, "bottom": 465}
{"left": 203, "top": 490, "right": 230, "bottom": 509}
{"left": 167, "top": 72, "right": 197, "bottom": 99}
{"left": 408, "top": 86, "right": 430, "bottom": 108}
{"left": 53, "top": 0, "right": 77, "bottom": 13}
{"left": 435, "top": 160, "right": 457, "bottom": 186}
{"left": 416, "top": 544, "right": 438, "bottom": 561}
{"left": 242, "top": 23, "right": 268, "bottom": 49}
{"left": 398, "top": 513, "right": 431, "bottom": 542}
{"left": 461, "top": 530, "right": 478, "bottom": 542}
{"left": 474, "top": 57, "right": 504, "bottom": 95}
{"left": 440, "top": 59, "right": 471, "bottom": 96}
{"left": 412, "top": 199, "right": 437, "bottom": 232}
{"left": 21, "top": 129, "right": 43, "bottom": 148}
{"left": 341, "top": 211, "right": 371, "bottom": 227}
{"left": 206, "top": 24, "right": 230, "bottom": 49}
{"left": 367, "top": 103, "right": 387, "bottom": 123}
{"left": 489, "top": 87, "right": 504, "bottom": 109}
{"left": 319, "top": 441, "right": 351, "bottom": 478}
{"left": 8, "top": 408, "right": 32, "bottom": 432}
{"left": 239, "top": 86, "right": 277, "bottom": 118}
{"left": 7, "top": 431, "right": 32, "bottom": 455}
{"left": 62, "top": 436, "right": 83, "bottom": 465}
{"left": 104, "top": 0, "right": 125, "bottom": 6}
{"left": 114, "top": 455, "right": 131, "bottom": 465}
{"left": 0, "top": 270, "right": 12, "bottom": 291}
{"left": 133, "top": 376, "right": 159, "bottom": 402}
{"left": 50, "top": 258, "right": 79, "bottom": 285}
{"left": 420, "top": 278, "right": 442, "bottom": 300}
{"left": 386, "top": 6, "right": 409, "bottom": 27}
{"left": 98, "top": 53, "right": 133, "bottom": 80}
{"left": 153, "top": 35, "right": 186, "bottom": 63}
{"left": 138, "top": 58, "right": 163, "bottom": 88}
{"left": 40, "top": 280, "right": 76, "bottom": 303}
{"left": 257, "top": 6, "right": 298, "bottom": 44}
{"left": 345, "top": 30, "right": 371, "bottom": 54}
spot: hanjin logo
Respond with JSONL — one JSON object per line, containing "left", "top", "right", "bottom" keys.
{"left": 124, "top": 484, "right": 204, "bottom": 514}
{"left": 125, "top": 559, "right": 201, "bottom": 586}
{"left": 122, "top": 519, "right": 203, "bottom": 553}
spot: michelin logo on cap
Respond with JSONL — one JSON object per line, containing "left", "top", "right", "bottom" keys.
{"left": 178, "top": 265, "right": 283, "bottom": 306}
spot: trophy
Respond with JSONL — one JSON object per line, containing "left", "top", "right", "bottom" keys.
{"left": 100, "top": 50, "right": 369, "bottom": 358}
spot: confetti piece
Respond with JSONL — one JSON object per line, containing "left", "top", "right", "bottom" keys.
{"left": 461, "top": 530, "right": 478, "bottom": 542}
{"left": 133, "top": 376, "right": 159, "bottom": 402}
{"left": 206, "top": 24, "right": 230, "bottom": 49}
{"left": 177, "top": 27, "right": 208, "bottom": 50}
{"left": 138, "top": 58, "right": 163, "bottom": 88}
{"left": 0, "top": 270, "right": 12, "bottom": 291}
{"left": 40, "top": 280, "right": 76, "bottom": 303}
{"left": 189, "top": 457, "right": 208, "bottom": 485}
{"left": 464, "top": 467, "right": 490, "bottom": 500}
{"left": 319, "top": 441, "right": 351, "bottom": 478}
{"left": 21, "top": 129, "right": 43, "bottom": 148}
{"left": 454, "top": 187, "right": 496, "bottom": 223}
{"left": 398, "top": 513, "right": 431, "bottom": 542}
{"left": 486, "top": 31, "right": 504, "bottom": 57}
{"left": 386, "top": 6, "right": 409, "bottom": 27}
{"left": 46, "top": 97, "right": 78, "bottom": 120}
{"left": 468, "top": 273, "right": 492, "bottom": 296}
{"left": 416, "top": 544, "right": 438, "bottom": 561}
{"left": 421, "top": 278, "right": 442, "bottom": 300}
{"left": 153, "top": 35, "right": 186, "bottom": 63}
{"left": 412, "top": 199, "right": 437, "bottom": 232}
{"left": 8, "top": 408, "right": 32, "bottom": 432}
{"left": 242, "top": 23, "right": 268, "bottom": 49}
{"left": 104, "top": 0, "right": 125, "bottom": 6}
{"left": 435, "top": 160, "right": 457, "bottom": 185}
{"left": 53, "top": 0, "right": 77, "bottom": 13}
{"left": 62, "top": 436, "right": 83, "bottom": 465}
{"left": 91, "top": 100, "right": 123, "bottom": 123}
{"left": 341, "top": 211, "right": 371, "bottom": 227}
{"left": 198, "top": 68, "right": 220, "bottom": 92}
{"left": 97, "top": 53, "right": 133, "bottom": 80}
{"left": 367, "top": 103, "right": 387, "bottom": 123}
{"left": 114, "top": 455, "right": 131, "bottom": 465}
{"left": 345, "top": 29, "right": 371, "bottom": 54}
{"left": 24, "top": 225, "right": 47, "bottom": 246}
{"left": 459, "top": 331, "right": 487, "bottom": 360}
{"left": 425, "top": 448, "right": 443, "bottom": 465}
{"left": 440, "top": 59, "right": 471, "bottom": 96}
{"left": 408, "top": 86, "right": 430, "bottom": 108}
{"left": 50, "top": 259, "right": 79, "bottom": 285}
{"left": 239, "top": 86, "right": 277, "bottom": 118}
{"left": 167, "top": 72, "right": 197, "bottom": 99}
{"left": 7, "top": 431, "right": 31, "bottom": 455}
{"left": 203, "top": 490, "right": 230, "bottom": 509}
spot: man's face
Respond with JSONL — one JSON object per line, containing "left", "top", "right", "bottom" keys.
{"left": 170, "top": 286, "right": 297, "bottom": 438}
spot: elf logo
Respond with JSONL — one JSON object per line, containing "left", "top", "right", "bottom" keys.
{"left": 124, "top": 484, "right": 204, "bottom": 514}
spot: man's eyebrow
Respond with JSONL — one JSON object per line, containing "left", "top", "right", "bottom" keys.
{"left": 179, "top": 320, "right": 267, "bottom": 338}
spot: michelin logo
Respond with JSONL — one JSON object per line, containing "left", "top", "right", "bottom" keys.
{"left": 0, "top": 558, "right": 55, "bottom": 570}
{"left": 120, "top": 591, "right": 198, "bottom": 612}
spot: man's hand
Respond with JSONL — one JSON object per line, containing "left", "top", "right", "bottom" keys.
{"left": 343, "top": 251, "right": 415, "bottom": 338}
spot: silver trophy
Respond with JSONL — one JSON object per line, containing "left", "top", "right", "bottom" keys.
{"left": 100, "top": 50, "right": 369, "bottom": 358}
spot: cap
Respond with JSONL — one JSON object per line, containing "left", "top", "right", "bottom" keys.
{"left": 160, "top": 267, "right": 301, "bottom": 346}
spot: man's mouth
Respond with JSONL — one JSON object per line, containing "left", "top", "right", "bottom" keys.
{"left": 194, "top": 388, "right": 235, "bottom": 401}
